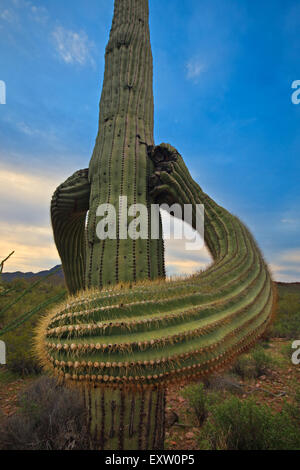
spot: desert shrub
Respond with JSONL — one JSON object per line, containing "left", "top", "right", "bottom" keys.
{"left": 284, "top": 388, "right": 300, "bottom": 425}
{"left": 182, "top": 383, "right": 220, "bottom": 426}
{"left": 0, "top": 280, "right": 65, "bottom": 375}
{"left": 251, "top": 346, "right": 274, "bottom": 375}
{"left": 2, "top": 330, "right": 42, "bottom": 376}
{"left": 270, "top": 286, "right": 300, "bottom": 339}
{"left": 280, "top": 342, "right": 295, "bottom": 361}
{"left": 231, "top": 355, "right": 256, "bottom": 379}
{"left": 204, "top": 374, "right": 244, "bottom": 395}
{"left": 182, "top": 384, "right": 208, "bottom": 426}
{"left": 198, "top": 396, "right": 300, "bottom": 450}
{"left": 231, "top": 346, "right": 274, "bottom": 379}
{"left": 0, "top": 376, "right": 90, "bottom": 450}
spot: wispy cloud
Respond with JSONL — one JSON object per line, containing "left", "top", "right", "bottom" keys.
{"left": 1, "top": 0, "right": 48, "bottom": 25}
{"left": 28, "top": 4, "right": 48, "bottom": 24}
{"left": 0, "top": 9, "right": 17, "bottom": 23}
{"left": 279, "top": 250, "right": 300, "bottom": 265}
{"left": 0, "top": 165, "right": 58, "bottom": 206}
{"left": 52, "top": 26, "right": 95, "bottom": 67}
{"left": 186, "top": 58, "right": 206, "bottom": 83}
{"left": 280, "top": 217, "right": 300, "bottom": 231}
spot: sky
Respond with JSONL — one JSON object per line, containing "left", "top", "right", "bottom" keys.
{"left": 0, "top": 0, "right": 299, "bottom": 281}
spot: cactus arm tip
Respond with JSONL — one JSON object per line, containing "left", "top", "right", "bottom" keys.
{"left": 51, "top": 169, "right": 90, "bottom": 294}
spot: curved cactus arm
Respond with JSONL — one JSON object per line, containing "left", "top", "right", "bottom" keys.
{"left": 39, "top": 145, "right": 276, "bottom": 391}
{"left": 149, "top": 143, "right": 261, "bottom": 261}
{"left": 51, "top": 169, "right": 90, "bottom": 294}
{"left": 37, "top": 146, "right": 276, "bottom": 449}
{"left": 39, "top": 145, "right": 276, "bottom": 389}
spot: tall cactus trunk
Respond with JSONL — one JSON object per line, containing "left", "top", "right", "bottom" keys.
{"left": 87, "top": 2, "right": 167, "bottom": 446}
{"left": 87, "top": 0, "right": 164, "bottom": 289}
{"left": 85, "top": 386, "right": 165, "bottom": 450}
{"left": 51, "top": 0, "right": 167, "bottom": 449}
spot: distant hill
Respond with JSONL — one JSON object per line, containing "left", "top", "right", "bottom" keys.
{"left": 1, "top": 266, "right": 299, "bottom": 290}
{"left": 1, "top": 265, "right": 65, "bottom": 285}
{"left": 277, "top": 282, "right": 300, "bottom": 287}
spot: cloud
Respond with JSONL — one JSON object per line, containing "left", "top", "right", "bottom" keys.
{"left": 161, "top": 208, "right": 211, "bottom": 277}
{"left": 268, "top": 249, "right": 300, "bottom": 282}
{"left": 165, "top": 240, "right": 211, "bottom": 277}
{"left": 0, "top": 222, "right": 59, "bottom": 272}
{"left": 13, "top": 121, "right": 59, "bottom": 143}
{"left": 280, "top": 217, "right": 300, "bottom": 230}
{"left": 279, "top": 250, "right": 300, "bottom": 264}
{"left": 1, "top": 0, "right": 48, "bottom": 25}
{"left": 164, "top": 230, "right": 212, "bottom": 278}
{"left": 0, "top": 9, "right": 17, "bottom": 23}
{"left": 0, "top": 165, "right": 62, "bottom": 272}
{"left": 29, "top": 4, "right": 48, "bottom": 24}
{"left": 0, "top": 164, "right": 60, "bottom": 208}
{"left": 186, "top": 58, "right": 206, "bottom": 82}
{"left": 52, "top": 26, "right": 95, "bottom": 67}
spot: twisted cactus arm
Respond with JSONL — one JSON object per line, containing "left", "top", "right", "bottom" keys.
{"left": 40, "top": 146, "right": 276, "bottom": 389}
{"left": 37, "top": 147, "right": 276, "bottom": 446}
{"left": 51, "top": 169, "right": 90, "bottom": 294}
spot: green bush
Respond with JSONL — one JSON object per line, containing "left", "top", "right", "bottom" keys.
{"left": 231, "top": 346, "right": 275, "bottom": 380}
{"left": 280, "top": 343, "right": 294, "bottom": 361}
{"left": 182, "top": 383, "right": 220, "bottom": 426}
{"left": 251, "top": 346, "right": 274, "bottom": 376}
{"left": 284, "top": 388, "right": 300, "bottom": 425}
{"left": 270, "top": 286, "right": 300, "bottom": 339}
{"left": 198, "top": 396, "right": 300, "bottom": 450}
{"left": 2, "top": 330, "right": 41, "bottom": 375}
{"left": 231, "top": 355, "right": 256, "bottom": 379}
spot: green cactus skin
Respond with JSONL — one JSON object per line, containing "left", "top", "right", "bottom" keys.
{"left": 82, "top": 386, "right": 165, "bottom": 450}
{"left": 39, "top": 0, "right": 276, "bottom": 450}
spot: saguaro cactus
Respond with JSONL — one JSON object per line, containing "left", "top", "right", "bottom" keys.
{"left": 36, "top": 0, "right": 276, "bottom": 450}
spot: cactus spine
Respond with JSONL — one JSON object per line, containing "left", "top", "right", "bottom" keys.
{"left": 37, "top": 0, "right": 276, "bottom": 450}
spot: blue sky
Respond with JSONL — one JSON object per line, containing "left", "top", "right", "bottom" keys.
{"left": 0, "top": 0, "right": 300, "bottom": 281}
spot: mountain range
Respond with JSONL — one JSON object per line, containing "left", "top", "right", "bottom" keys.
{"left": 1, "top": 265, "right": 64, "bottom": 284}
